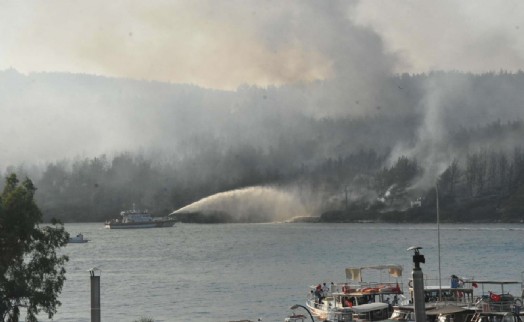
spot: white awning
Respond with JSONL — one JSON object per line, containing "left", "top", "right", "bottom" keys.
{"left": 345, "top": 265, "right": 403, "bottom": 281}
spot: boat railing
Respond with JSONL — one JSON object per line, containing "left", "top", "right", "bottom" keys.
{"left": 306, "top": 297, "right": 329, "bottom": 311}
{"left": 407, "top": 277, "right": 477, "bottom": 289}
{"left": 475, "top": 296, "right": 523, "bottom": 313}
{"left": 360, "top": 281, "right": 403, "bottom": 291}
{"left": 424, "top": 295, "right": 476, "bottom": 308}
{"left": 329, "top": 282, "right": 403, "bottom": 294}
{"left": 329, "top": 282, "right": 361, "bottom": 292}
{"left": 407, "top": 286, "right": 477, "bottom": 307}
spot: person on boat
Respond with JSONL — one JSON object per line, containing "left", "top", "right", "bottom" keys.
{"left": 330, "top": 282, "right": 337, "bottom": 293}
{"left": 322, "top": 283, "right": 330, "bottom": 297}
{"left": 385, "top": 297, "right": 393, "bottom": 311}
{"left": 392, "top": 294, "right": 399, "bottom": 305}
{"left": 315, "top": 284, "right": 323, "bottom": 303}
{"left": 342, "top": 283, "right": 350, "bottom": 293}
{"left": 450, "top": 275, "right": 460, "bottom": 288}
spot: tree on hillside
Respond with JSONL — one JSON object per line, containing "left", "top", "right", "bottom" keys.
{"left": 0, "top": 174, "right": 69, "bottom": 322}
{"left": 438, "top": 159, "right": 460, "bottom": 198}
{"left": 375, "top": 156, "right": 421, "bottom": 198}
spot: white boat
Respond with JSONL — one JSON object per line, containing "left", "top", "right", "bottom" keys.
{"left": 104, "top": 206, "right": 175, "bottom": 229}
{"left": 391, "top": 277, "right": 524, "bottom": 322}
{"left": 466, "top": 280, "right": 524, "bottom": 322}
{"left": 306, "top": 264, "right": 404, "bottom": 321}
{"left": 68, "top": 233, "right": 89, "bottom": 243}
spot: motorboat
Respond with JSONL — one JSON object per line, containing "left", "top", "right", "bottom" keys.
{"left": 68, "top": 233, "right": 89, "bottom": 243}
{"left": 390, "top": 277, "right": 524, "bottom": 322}
{"left": 466, "top": 280, "right": 524, "bottom": 322}
{"left": 306, "top": 264, "right": 404, "bottom": 321}
{"left": 105, "top": 206, "right": 175, "bottom": 229}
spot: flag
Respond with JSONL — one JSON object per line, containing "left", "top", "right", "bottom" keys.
{"left": 490, "top": 291, "right": 501, "bottom": 302}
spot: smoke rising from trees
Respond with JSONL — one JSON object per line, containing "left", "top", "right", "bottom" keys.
{"left": 2, "top": 1, "right": 524, "bottom": 221}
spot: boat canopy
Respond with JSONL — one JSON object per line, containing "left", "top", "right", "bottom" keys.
{"left": 345, "top": 265, "right": 403, "bottom": 281}
{"left": 469, "top": 280, "right": 520, "bottom": 285}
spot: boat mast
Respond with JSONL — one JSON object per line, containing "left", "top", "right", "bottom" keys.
{"left": 436, "top": 184, "right": 442, "bottom": 301}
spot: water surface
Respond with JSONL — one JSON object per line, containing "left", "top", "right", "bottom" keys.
{"left": 45, "top": 223, "right": 524, "bottom": 321}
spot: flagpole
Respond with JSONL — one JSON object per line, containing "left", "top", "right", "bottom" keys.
{"left": 436, "top": 184, "right": 442, "bottom": 301}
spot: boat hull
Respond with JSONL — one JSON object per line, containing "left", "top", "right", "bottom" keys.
{"left": 67, "top": 233, "right": 89, "bottom": 243}
{"left": 105, "top": 221, "right": 175, "bottom": 229}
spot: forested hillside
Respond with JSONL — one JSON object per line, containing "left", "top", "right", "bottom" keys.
{"left": 1, "top": 70, "right": 524, "bottom": 223}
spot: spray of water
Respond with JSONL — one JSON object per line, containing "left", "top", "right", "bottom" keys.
{"left": 171, "top": 186, "right": 311, "bottom": 223}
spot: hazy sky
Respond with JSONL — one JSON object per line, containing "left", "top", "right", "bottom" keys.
{"left": 2, "top": 0, "right": 524, "bottom": 90}
{"left": 2, "top": 0, "right": 524, "bottom": 170}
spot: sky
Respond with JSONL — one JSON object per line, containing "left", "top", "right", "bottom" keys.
{"left": 2, "top": 0, "right": 524, "bottom": 90}
{"left": 2, "top": 0, "right": 524, "bottom": 172}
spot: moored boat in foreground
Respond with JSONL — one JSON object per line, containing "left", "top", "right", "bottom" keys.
{"left": 466, "top": 280, "right": 524, "bottom": 322}
{"left": 390, "top": 277, "right": 524, "bottom": 322}
{"left": 105, "top": 206, "right": 175, "bottom": 229}
{"left": 306, "top": 264, "right": 404, "bottom": 321}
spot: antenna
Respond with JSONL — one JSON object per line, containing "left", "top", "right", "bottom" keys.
{"left": 407, "top": 246, "right": 425, "bottom": 269}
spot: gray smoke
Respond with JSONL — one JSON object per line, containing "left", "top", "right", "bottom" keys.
{"left": 171, "top": 186, "right": 312, "bottom": 222}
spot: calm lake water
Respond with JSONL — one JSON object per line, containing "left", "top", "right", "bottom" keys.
{"left": 40, "top": 223, "right": 524, "bottom": 322}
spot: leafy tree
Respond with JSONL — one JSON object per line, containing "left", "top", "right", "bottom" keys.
{"left": 0, "top": 174, "right": 69, "bottom": 322}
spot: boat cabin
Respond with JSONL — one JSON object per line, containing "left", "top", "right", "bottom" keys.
{"left": 325, "top": 302, "right": 391, "bottom": 322}
{"left": 351, "top": 302, "right": 391, "bottom": 321}
{"left": 406, "top": 278, "right": 476, "bottom": 306}
{"left": 469, "top": 280, "right": 522, "bottom": 313}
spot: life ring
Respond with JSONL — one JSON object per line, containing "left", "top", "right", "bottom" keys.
{"left": 408, "top": 280, "right": 413, "bottom": 288}
{"left": 515, "top": 298, "right": 523, "bottom": 307}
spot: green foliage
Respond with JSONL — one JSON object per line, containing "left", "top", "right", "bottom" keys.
{"left": 0, "top": 174, "right": 69, "bottom": 322}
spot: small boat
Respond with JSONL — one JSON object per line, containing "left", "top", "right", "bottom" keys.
{"left": 68, "top": 233, "right": 89, "bottom": 243}
{"left": 104, "top": 205, "right": 175, "bottom": 229}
